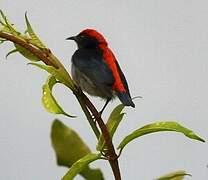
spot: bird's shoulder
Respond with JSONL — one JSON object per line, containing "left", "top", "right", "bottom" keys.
{"left": 72, "top": 48, "right": 101, "bottom": 62}
{"left": 72, "top": 49, "right": 105, "bottom": 69}
{"left": 101, "top": 47, "right": 131, "bottom": 94}
{"left": 71, "top": 48, "right": 115, "bottom": 85}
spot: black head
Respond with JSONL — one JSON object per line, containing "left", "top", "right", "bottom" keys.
{"left": 66, "top": 33, "right": 100, "bottom": 49}
{"left": 66, "top": 29, "right": 108, "bottom": 49}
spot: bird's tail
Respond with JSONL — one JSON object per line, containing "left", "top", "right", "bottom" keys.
{"left": 117, "top": 92, "right": 135, "bottom": 108}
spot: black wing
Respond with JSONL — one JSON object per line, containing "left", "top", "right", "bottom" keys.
{"left": 72, "top": 49, "right": 115, "bottom": 88}
{"left": 115, "top": 61, "right": 130, "bottom": 94}
{"left": 115, "top": 61, "right": 135, "bottom": 107}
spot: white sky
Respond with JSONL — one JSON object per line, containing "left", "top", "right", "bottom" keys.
{"left": 0, "top": 0, "right": 208, "bottom": 180}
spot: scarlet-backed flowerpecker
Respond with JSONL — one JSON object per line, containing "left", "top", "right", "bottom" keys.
{"left": 67, "top": 29, "right": 135, "bottom": 113}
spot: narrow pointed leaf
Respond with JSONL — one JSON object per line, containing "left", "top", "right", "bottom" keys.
{"left": 0, "top": 10, "right": 3, "bottom": 25}
{"left": 157, "top": 170, "right": 191, "bottom": 180}
{"left": 117, "top": 121, "right": 205, "bottom": 150}
{"left": 42, "top": 76, "right": 75, "bottom": 117}
{"left": 0, "top": 10, "right": 19, "bottom": 36}
{"left": 97, "top": 104, "right": 125, "bottom": 151}
{"left": 5, "top": 49, "right": 18, "bottom": 59}
{"left": 51, "top": 120, "right": 104, "bottom": 180}
{"left": 29, "top": 62, "right": 62, "bottom": 79}
{"left": 0, "top": 38, "right": 6, "bottom": 44}
{"left": 0, "top": 11, "right": 39, "bottom": 61}
{"left": 25, "top": 13, "right": 46, "bottom": 48}
{"left": 14, "top": 44, "right": 40, "bottom": 61}
{"left": 62, "top": 153, "right": 102, "bottom": 180}
{"left": 28, "top": 63, "right": 74, "bottom": 89}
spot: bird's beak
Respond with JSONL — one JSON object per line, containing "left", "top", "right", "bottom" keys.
{"left": 66, "top": 36, "right": 77, "bottom": 41}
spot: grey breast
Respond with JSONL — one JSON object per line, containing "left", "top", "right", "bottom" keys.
{"left": 71, "top": 63, "right": 108, "bottom": 98}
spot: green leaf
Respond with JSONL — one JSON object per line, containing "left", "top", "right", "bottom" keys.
{"left": 5, "top": 49, "right": 18, "bottom": 58}
{"left": 42, "top": 75, "right": 75, "bottom": 117}
{"left": 29, "top": 62, "right": 63, "bottom": 80}
{"left": 62, "top": 153, "right": 102, "bottom": 180}
{"left": 51, "top": 119, "right": 91, "bottom": 166}
{"left": 0, "top": 10, "right": 38, "bottom": 61}
{"left": 25, "top": 13, "right": 46, "bottom": 48}
{"left": 13, "top": 44, "right": 40, "bottom": 61}
{"left": 51, "top": 120, "right": 104, "bottom": 180}
{"left": 97, "top": 104, "right": 125, "bottom": 151}
{"left": 157, "top": 170, "right": 191, "bottom": 180}
{"left": 117, "top": 121, "right": 205, "bottom": 150}
{"left": 0, "top": 38, "right": 6, "bottom": 44}
{"left": 0, "top": 10, "right": 20, "bottom": 36}
{"left": 0, "top": 11, "right": 45, "bottom": 61}
{"left": 28, "top": 62, "right": 75, "bottom": 89}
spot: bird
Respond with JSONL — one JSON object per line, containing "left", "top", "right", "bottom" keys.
{"left": 66, "top": 29, "right": 135, "bottom": 114}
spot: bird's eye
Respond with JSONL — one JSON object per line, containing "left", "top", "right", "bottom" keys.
{"left": 79, "top": 35, "right": 85, "bottom": 39}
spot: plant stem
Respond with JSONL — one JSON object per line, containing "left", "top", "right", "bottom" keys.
{"left": 0, "top": 31, "right": 101, "bottom": 138}
{"left": 0, "top": 31, "right": 122, "bottom": 180}
{"left": 0, "top": 32, "right": 58, "bottom": 68}
{"left": 75, "top": 94, "right": 100, "bottom": 139}
{"left": 78, "top": 90, "right": 121, "bottom": 180}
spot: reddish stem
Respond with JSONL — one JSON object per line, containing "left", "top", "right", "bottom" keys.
{"left": 0, "top": 31, "right": 122, "bottom": 180}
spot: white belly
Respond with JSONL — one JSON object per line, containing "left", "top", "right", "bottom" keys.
{"left": 71, "top": 64, "right": 109, "bottom": 98}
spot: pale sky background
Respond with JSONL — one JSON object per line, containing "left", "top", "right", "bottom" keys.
{"left": 0, "top": 0, "right": 208, "bottom": 180}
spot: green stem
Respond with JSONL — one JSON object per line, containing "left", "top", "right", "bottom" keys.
{"left": 79, "top": 90, "right": 121, "bottom": 180}
{"left": 0, "top": 32, "right": 58, "bottom": 68}
{"left": 75, "top": 94, "right": 100, "bottom": 139}
{"left": 0, "top": 31, "right": 121, "bottom": 180}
